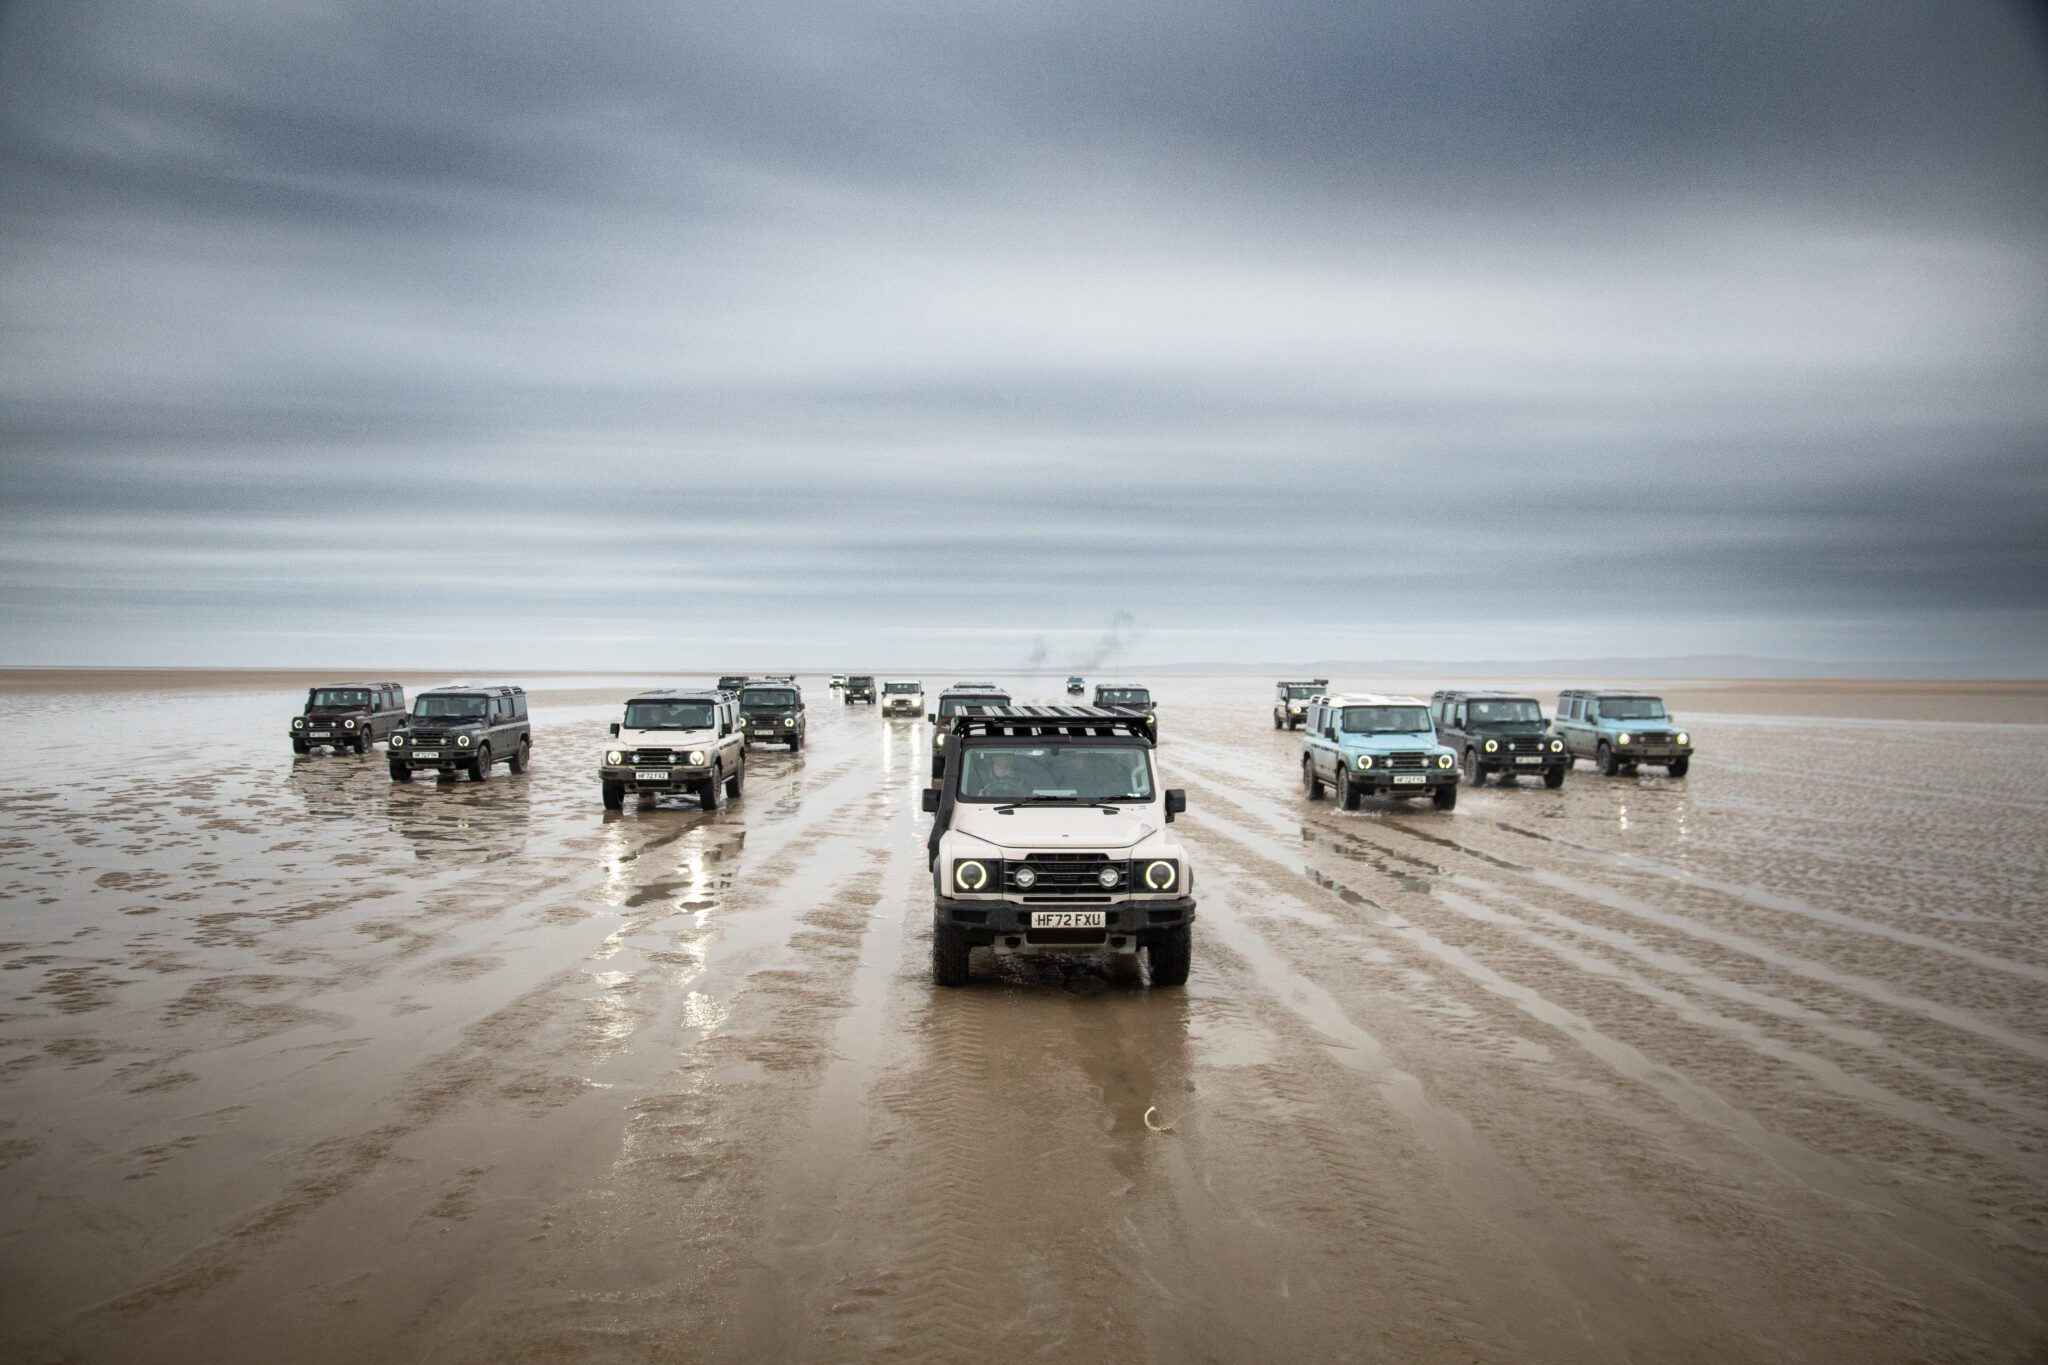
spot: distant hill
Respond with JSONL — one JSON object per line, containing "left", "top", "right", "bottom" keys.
{"left": 1136, "top": 655, "right": 2048, "bottom": 679}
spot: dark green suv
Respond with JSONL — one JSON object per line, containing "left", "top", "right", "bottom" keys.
{"left": 1428, "top": 690, "right": 1567, "bottom": 789}
{"left": 739, "top": 681, "right": 806, "bottom": 750}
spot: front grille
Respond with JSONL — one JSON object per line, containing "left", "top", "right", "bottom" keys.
{"left": 1381, "top": 751, "right": 1428, "bottom": 770}
{"left": 631, "top": 749, "right": 684, "bottom": 765}
{"left": 1505, "top": 737, "right": 1548, "bottom": 755}
{"left": 1635, "top": 731, "right": 1673, "bottom": 744}
{"left": 1001, "top": 853, "right": 1132, "bottom": 901}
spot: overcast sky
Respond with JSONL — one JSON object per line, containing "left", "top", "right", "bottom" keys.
{"left": 2, "top": 1, "right": 2044, "bottom": 671}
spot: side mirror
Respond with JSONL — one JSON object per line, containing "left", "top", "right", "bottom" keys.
{"left": 927, "top": 713, "right": 936, "bottom": 724}
{"left": 1164, "top": 789, "right": 1186, "bottom": 821}
{"left": 921, "top": 788, "right": 939, "bottom": 813}
{"left": 608, "top": 722, "right": 620, "bottom": 737}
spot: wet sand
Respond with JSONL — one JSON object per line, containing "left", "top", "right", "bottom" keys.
{"left": 1, "top": 674, "right": 2044, "bottom": 1363}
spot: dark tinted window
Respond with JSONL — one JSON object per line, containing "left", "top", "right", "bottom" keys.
{"left": 310, "top": 689, "right": 369, "bottom": 707}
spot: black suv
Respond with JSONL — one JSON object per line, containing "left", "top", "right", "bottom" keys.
{"left": 292, "top": 682, "right": 406, "bottom": 755}
{"left": 739, "top": 680, "right": 806, "bottom": 750}
{"left": 1429, "top": 690, "right": 1567, "bottom": 788}
{"left": 389, "top": 684, "right": 532, "bottom": 783}
{"left": 717, "top": 674, "right": 750, "bottom": 692}
{"left": 928, "top": 682, "right": 1013, "bottom": 782}
{"left": 1092, "top": 683, "right": 1156, "bottom": 733}
{"left": 844, "top": 675, "right": 877, "bottom": 705}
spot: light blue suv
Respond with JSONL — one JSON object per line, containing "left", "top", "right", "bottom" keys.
{"left": 1302, "top": 692, "right": 1459, "bottom": 810}
{"left": 1554, "top": 689, "right": 1693, "bottom": 777}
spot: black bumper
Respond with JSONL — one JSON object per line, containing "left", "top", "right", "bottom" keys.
{"left": 293, "top": 726, "right": 366, "bottom": 743}
{"left": 1482, "top": 756, "right": 1568, "bottom": 777}
{"left": 1604, "top": 745, "right": 1691, "bottom": 763}
{"left": 600, "top": 764, "right": 712, "bottom": 792}
{"left": 1351, "top": 769, "right": 1458, "bottom": 794}
{"left": 934, "top": 895, "right": 1196, "bottom": 948}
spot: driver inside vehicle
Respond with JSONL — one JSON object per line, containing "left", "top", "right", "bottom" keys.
{"left": 968, "top": 751, "right": 1047, "bottom": 798}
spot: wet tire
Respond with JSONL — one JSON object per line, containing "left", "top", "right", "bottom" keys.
{"left": 932, "top": 923, "right": 971, "bottom": 987}
{"left": 726, "top": 759, "right": 743, "bottom": 798}
{"left": 699, "top": 773, "right": 722, "bottom": 811}
{"left": 470, "top": 745, "right": 491, "bottom": 782}
{"left": 1303, "top": 759, "right": 1324, "bottom": 801}
{"left": 353, "top": 732, "right": 369, "bottom": 755}
{"left": 1433, "top": 782, "right": 1457, "bottom": 810}
{"left": 389, "top": 759, "right": 411, "bottom": 782}
{"left": 1598, "top": 742, "right": 1620, "bottom": 776}
{"left": 1544, "top": 765, "right": 1566, "bottom": 789}
{"left": 1337, "top": 767, "right": 1362, "bottom": 811}
{"left": 790, "top": 732, "right": 803, "bottom": 751}
{"left": 602, "top": 779, "right": 624, "bottom": 810}
{"left": 1148, "top": 925, "right": 1191, "bottom": 987}
{"left": 509, "top": 737, "right": 529, "bottom": 774}
{"left": 1463, "top": 749, "right": 1485, "bottom": 787}
{"left": 1273, "top": 712, "right": 1282, "bottom": 730}
{"left": 293, "top": 739, "right": 310, "bottom": 755}
{"left": 1668, "top": 757, "right": 1690, "bottom": 778}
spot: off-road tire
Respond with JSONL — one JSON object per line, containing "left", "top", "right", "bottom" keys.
{"left": 790, "top": 732, "right": 803, "bottom": 751}
{"left": 389, "top": 759, "right": 411, "bottom": 782}
{"left": 470, "top": 745, "right": 491, "bottom": 782}
{"left": 699, "top": 771, "right": 722, "bottom": 811}
{"left": 726, "top": 759, "right": 743, "bottom": 798}
{"left": 1303, "top": 758, "right": 1325, "bottom": 801}
{"left": 1337, "top": 767, "right": 1362, "bottom": 811}
{"left": 1148, "top": 925, "right": 1191, "bottom": 987}
{"left": 293, "top": 738, "right": 310, "bottom": 755}
{"left": 1668, "top": 757, "right": 1690, "bottom": 777}
{"left": 509, "top": 737, "right": 529, "bottom": 774}
{"left": 1432, "top": 782, "right": 1457, "bottom": 810}
{"left": 1463, "top": 749, "right": 1486, "bottom": 787}
{"left": 1544, "top": 765, "right": 1566, "bottom": 789}
{"left": 932, "top": 923, "right": 971, "bottom": 987}
{"left": 1598, "top": 742, "right": 1620, "bottom": 776}
{"left": 602, "top": 779, "right": 624, "bottom": 810}
{"left": 1273, "top": 712, "right": 1282, "bottom": 729}
{"left": 353, "top": 732, "right": 369, "bottom": 755}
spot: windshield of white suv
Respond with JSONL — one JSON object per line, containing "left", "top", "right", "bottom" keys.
{"left": 1342, "top": 706, "right": 1433, "bottom": 734}
{"left": 626, "top": 700, "right": 716, "bottom": 729}
{"left": 1467, "top": 699, "right": 1543, "bottom": 724}
{"left": 1097, "top": 688, "right": 1151, "bottom": 705}
{"left": 884, "top": 681, "right": 920, "bottom": 693}
{"left": 310, "top": 689, "right": 369, "bottom": 707}
{"left": 740, "top": 690, "right": 796, "bottom": 709}
{"left": 1596, "top": 697, "right": 1667, "bottom": 720}
{"left": 956, "top": 745, "right": 1155, "bottom": 802}
{"left": 939, "top": 694, "right": 1008, "bottom": 716}
{"left": 414, "top": 695, "right": 488, "bottom": 720}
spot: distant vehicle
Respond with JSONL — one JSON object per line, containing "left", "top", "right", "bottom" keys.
{"left": 739, "top": 680, "right": 806, "bottom": 750}
{"left": 1272, "top": 678, "right": 1329, "bottom": 730}
{"left": 717, "top": 675, "right": 750, "bottom": 692}
{"left": 1429, "top": 690, "right": 1568, "bottom": 789}
{"left": 1302, "top": 693, "right": 1458, "bottom": 810}
{"left": 830, "top": 675, "right": 846, "bottom": 690}
{"left": 921, "top": 706, "right": 1193, "bottom": 988}
{"left": 390, "top": 684, "right": 531, "bottom": 784}
{"left": 1092, "top": 683, "right": 1156, "bottom": 734}
{"left": 1066, "top": 676, "right": 1085, "bottom": 694}
{"left": 844, "top": 675, "right": 877, "bottom": 705}
{"left": 1554, "top": 690, "right": 1692, "bottom": 777}
{"left": 927, "top": 683, "right": 1014, "bottom": 781}
{"left": 292, "top": 681, "right": 406, "bottom": 755}
{"left": 882, "top": 678, "right": 925, "bottom": 717}
{"left": 599, "top": 689, "right": 743, "bottom": 810}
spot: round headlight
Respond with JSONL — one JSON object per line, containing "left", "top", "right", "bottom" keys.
{"left": 391, "top": 732, "right": 405, "bottom": 746}
{"left": 343, "top": 718, "right": 355, "bottom": 729}
{"left": 1618, "top": 732, "right": 1632, "bottom": 745}
{"left": 1097, "top": 866, "right": 1121, "bottom": 889}
{"left": 457, "top": 733, "right": 473, "bottom": 747}
{"left": 1437, "top": 752, "right": 1453, "bottom": 768}
{"left": 737, "top": 716, "right": 747, "bottom": 727}
{"left": 1144, "top": 860, "right": 1175, "bottom": 890}
{"left": 1356, "top": 754, "right": 1373, "bottom": 770}
{"left": 293, "top": 718, "right": 305, "bottom": 729}
{"left": 954, "top": 859, "right": 989, "bottom": 892}
{"left": 1677, "top": 732, "right": 1689, "bottom": 746}
{"left": 1013, "top": 866, "right": 1038, "bottom": 889}
{"left": 689, "top": 750, "right": 707, "bottom": 765}
{"left": 1550, "top": 738, "right": 1563, "bottom": 752}
{"left": 935, "top": 734, "right": 946, "bottom": 748}
{"left": 606, "top": 749, "right": 624, "bottom": 765}
{"left": 782, "top": 717, "right": 794, "bottom": 728}
{"left": 1484, "top": 739, "right": 1498, "bottom": 753}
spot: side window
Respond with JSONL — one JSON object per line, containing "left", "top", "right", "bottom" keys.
{"left": 516, "top": 694, "right": 528, "bottom": 721}
{"left": 1455, "top": 704, "right": 1467, "bottom": 728}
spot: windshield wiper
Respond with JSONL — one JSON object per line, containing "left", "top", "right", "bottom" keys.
{"left": 993, "top": 796, "right": 1132, "bottom": 813}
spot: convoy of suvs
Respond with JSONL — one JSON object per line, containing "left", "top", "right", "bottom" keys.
{"left": 289, "top": 674, "right": 1695, "bottom": 988}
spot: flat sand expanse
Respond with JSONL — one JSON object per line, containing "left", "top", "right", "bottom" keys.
{"left": 1, "top": 675, "right": 2043, "bottom": 1363}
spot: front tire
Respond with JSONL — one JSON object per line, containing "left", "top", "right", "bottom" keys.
{"left": 1337, "top": 766, "right": 1362, "bottom": 811}
{"left": 354, "top": 732, "right": 369, "bottom": 755}
{"left": 389, "top": 759, "right": 411, "bottom": 782}
{"left": 509, "top": 737, "right": 529, "bottom": 773}
{"left": 293, "top": 738, "right": 310, "bottom": 755}
{"left": 1273, "top": 712, "right": 1282, "bottom": 730}
{"left": 1148, "top": 925, "right": 1191, "bottom": 987}
{"left": 1303, "top": 759, "right": 1325, "bottom": 801}
{"left": 932, "top": 923, "right": 971, "bottom": 987}
{"left": 1432, "top": 782, "right": 1457, "bottom": 810}
{"left": 1463, "top": 749, "right": 1485, "bottom": 787}
{"left": 470, "top": 745, "right": 491, "bottom": 782}
{"left": 1598, "top": 742, "right": 1620, "bottom": 776}
{"left": 726, "top": 758, "right": 744, "bottom": 798}
{"left": 1544, "top": 765, "right": 1566, "bottom": 788}
{"left": 1668, "top": 757, "right": 1690, "bottom": 778}
{"left": 699, "top": 771, "right": 722, "bottom": 811}
{"left": 790, "top": 732, "right": 803, "bottom": 751}
{"left": 602, "top": 779, "right": 624, "bottom": 810}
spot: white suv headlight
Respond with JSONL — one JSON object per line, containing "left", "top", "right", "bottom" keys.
{"left": 606, "top": 749, "right": 624, "bottom": 764}
{"left": 688, "top": 750, "right": 707, "bottom": 765}
{"left": 1143, "top": 860, "right": 1177, "bottom": 891}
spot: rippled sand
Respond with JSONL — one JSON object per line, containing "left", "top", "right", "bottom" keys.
{"left": 1, "top": 673, "right": 2043, "bottom": 1363}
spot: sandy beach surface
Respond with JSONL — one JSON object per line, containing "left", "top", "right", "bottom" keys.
{"left": 1, "top": 671, "right": 2043, "bottom": 1363}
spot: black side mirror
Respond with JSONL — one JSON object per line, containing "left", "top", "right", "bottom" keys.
{"left": 1164, "top": 789, "right": 1186, "bottom": 821}
{"left": 927, "top": 713, "right": 936, "bottom": 723}
{"left": 608, "top": 722, "right": 620, "bottom": 737}
{"left": 921, "top": 788, "right": 939, "bottom": 813}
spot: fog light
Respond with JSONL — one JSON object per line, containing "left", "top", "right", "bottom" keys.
{"left": 1013, "top": 866, "right": 1038, "bottom": 889}
{"left": 1097, "top": 867, "right": 1120, "bottom": 889}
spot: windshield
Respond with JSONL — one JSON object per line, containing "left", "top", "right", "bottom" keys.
{"left": 1597, "top": 697, "right": 1667, "bottom": 721}
{"left": 884, "top": 681, "right": 921, "bottom": 694}
{"left": 309, "top": 689, "right": 368, "bottom": 708}
{"left": 626, "top": 700, "right": 715, "bottom": 729}
{"left": 1098, "top": 688, "right": 1151, "bottom": 705}
{"left": 1467, "top": 699, "right": 1543, "bottom": 724}
{"left": 1285, "top": 685, "right": 1318, "bottom": 699}
{"left": 939, "top": 694, "right": 1008, "bottom": 716}
{"left": 740, "top": 690, "right": 796, "bottom": 709}
{"left": 848, "top": 676, "right": 874, "bottom": 686}
{"left": 956, "top": 744, "right": 1156, "bottom": 802}
{"left": 1341, "top": 705, "right": 1433, "bottom": 734}
{"left": 414, "top": 695, "right": 488, "bottom": 720}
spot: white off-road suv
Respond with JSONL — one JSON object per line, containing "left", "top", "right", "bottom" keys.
{"left": 920, "top": 706, "right": 1192, "bottom": 987}
{"left": 599, "top": 689, "right": 744, "bottom": 810}
{"left": 881, "top": 678, "right": 925, "bottom": 716}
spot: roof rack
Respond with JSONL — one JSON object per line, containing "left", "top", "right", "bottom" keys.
{"left": 950, "top": 705, "right": 1156, "bottom": 743}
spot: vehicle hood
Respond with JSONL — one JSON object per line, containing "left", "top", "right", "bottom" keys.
{"left": 616, "top": 725, "right": 718, "bottom": 748}
{"left": 948, "top": 804, "right": 1167, "bottom": 852}
{"left": 1343, "top": 730, "right": 1443, "bottom": 751}
{"left": 1597, "top": 716, "right": 1671, "bottom": 729}
{"left": 406, "top": 716, "right": 484, "bottom": 731}
{"left": 1467, "top": 720, "right": 1551, "bottom": 734}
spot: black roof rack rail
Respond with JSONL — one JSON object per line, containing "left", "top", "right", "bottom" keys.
{"left": 949, "top": 705, "right": 1156, "bottom": 743}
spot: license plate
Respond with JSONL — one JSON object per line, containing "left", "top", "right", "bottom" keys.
{"left": 1030, "top": 911, "right": 1105, "bottom": 929}
{"left": 1393, "top": 774, "right": 1424, "bottom": 785}
{"left": 412, "top": 750, "right": 439, "bottom": 759}
{"left": 636, "top": 769, "right": 670, "bottom": 781}
{"left": 1515, "top": 755, "right": 1541, "bottom": 764}
{"left": 310, "top": 731, "right": 332, "bottom": 738}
